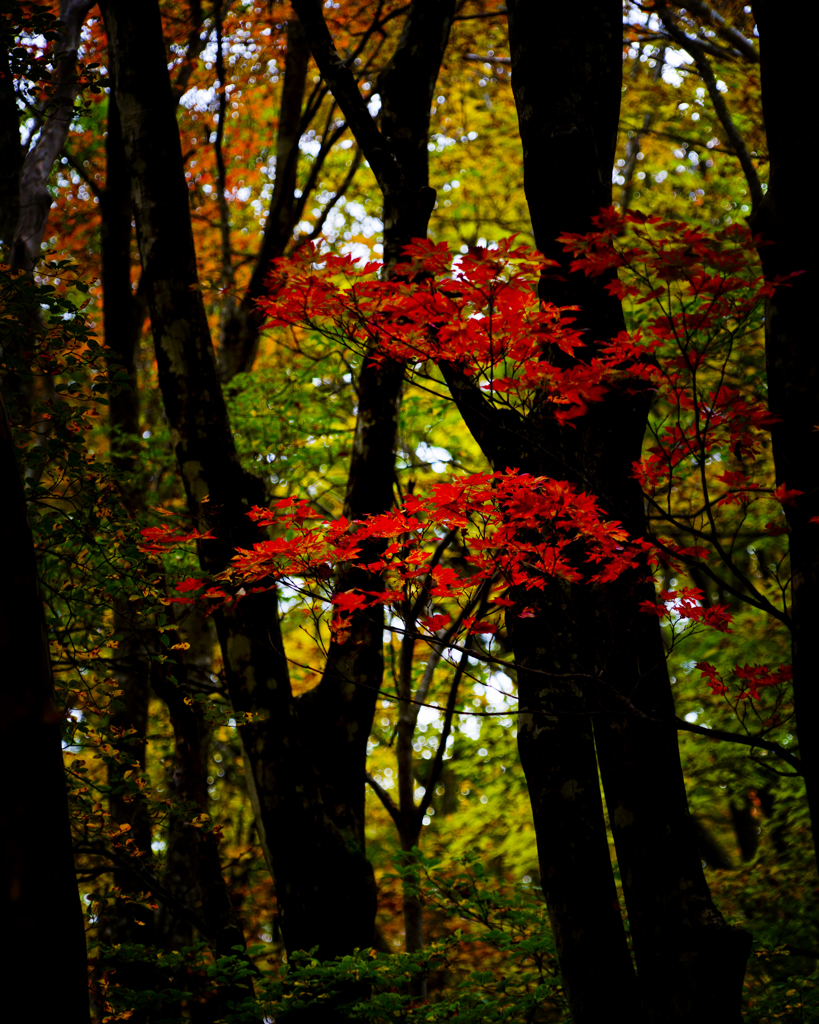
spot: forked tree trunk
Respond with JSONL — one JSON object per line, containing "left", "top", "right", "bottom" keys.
{"left": 100, "top": 0, "right": 384, "bottom": 961}
{"left": 293, "top": 0, "right": 456, "bottom": 942}
{"left": 445, "top": 2, "right": 752, "bottom": 1020}
{"left": 507, "top": 2, "right": 751, "bottom": 1019}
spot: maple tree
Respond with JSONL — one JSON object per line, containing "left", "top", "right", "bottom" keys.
{"left": 0, "top": 1, "right": 817, "bottom": 1022}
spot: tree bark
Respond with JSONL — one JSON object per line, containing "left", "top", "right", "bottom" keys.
{"left": 98, "top": 83, "right": 159, "bottom": 976}
{"left": 11, "top": 0, "right": 95, "bottom": 273}
{"left": 437, "top": 2, "right": 753, "bottom": 1019}
{"left": 0, "top": 378, "right": 90, "bottom": 1023}
{"left": 100, "top": 0, "right": 379, "bottom": 961}
{"left": 290, "top": 9, "right": 457, "bottom": 964}
{"left": 152, "top": 625, "right": 253, "bottom": 1017}
{"left": 751, "top": 0, "right": 819, "bottom": 874}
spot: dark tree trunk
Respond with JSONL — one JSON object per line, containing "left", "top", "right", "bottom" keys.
{"left": 156, "top": 607, "right": 215, "bottom": 953}
{"left": 503, "top": 10, "right": 640, "bottom": 1017}
{"left": 0, "top": 380, "right": 90, "bottom": 1023}
{"left": 752, "top": 0, "right": 819, "bottom": 874}
{"left": 10, "top": 0, "right": 95, "bottom": 273}
{"left": 438, "top": 2, "right": 753, "bottom": 1020}
{"left": 100, "top": 0, "right": 379, "bottom": 961}
{"left": 100, "top": 80, "right": 252, "bottom": 1023}
{"left": 293, "top": 0, "right": 455, "bottom": 911}
{"left": 152, "top": 631, "right": 253, "bottom": 1016}
{"left": 99, "top": 84, "right": 159, "bottom": 974}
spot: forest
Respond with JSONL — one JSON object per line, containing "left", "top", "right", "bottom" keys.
{"left": 0, "top": 1, "right": 816, "bottom": 1021}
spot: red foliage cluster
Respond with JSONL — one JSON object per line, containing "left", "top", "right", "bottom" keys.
{"left": 260, "top": 234, "right": 654, "bottom": 425}
{"left": 698, "top": 661, "right": 792, "bottom": 702}
{"left": 222, "top": 471, "right": 648, "bottom": 636}
{"left": 560, "top": 211, "right": 782, "bottom": 499}
{"left": 142, "top": 212, "right": 797, "bottom": 700}
{"left": 639, "top": 587, "right": 734, "bottom": 633}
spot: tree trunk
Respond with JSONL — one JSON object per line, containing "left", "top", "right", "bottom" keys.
{"left": 509, "top": 583, "right": 640, "bottom": 1020}
{"left": 0, "top": 49, "right": 22, "bottom": 249}
{"left": 218, "top": 19, "right": 310, "bottom": 383}
{"left": 0, "top": 1, "right": 94, "bottom": 432}
{"left": 152, "top": 626, "right": 254, "bottom": 1017}
{"left": 100, "top": 0, "right": 379, "bottom": 961}
{"left": 468, "top": 2, "right": 751, "bottom": 1019}
{"left": 752, "top": 0, "right": 819, "bottom": 874}
{"left": 0, "top": 379, "right": 90, "bottom": 1023}
{"left": 99, "top": 84, "right": 159, "bottom": 976}
{"left": 11, "top": 0, "right": 95, "bottom": 273}
{"left": 293, "top": 0, "right": 455, "bottom": 876}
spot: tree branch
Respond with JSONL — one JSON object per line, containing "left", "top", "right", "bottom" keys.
{"left": 415, "top": 615, "right": 484, "bottom": 831}
{"left": 454, "top": 7, "right": 507, "bottom": 20}
{"left": 676, "top": 717, "right": 802, "bottom": 773}
{"left": 667, "top": 0, "right": 759, "bottom": 63}
{"left": 60, "top": 146, "right": 101, "bottom": 197}
{"left": 656, "top": 2, "right": 763, "bottom": 215}
{"left": 296, "top": 144, "right": 363, "bottom": 248}
{"left": 465, "top": 52, "right": 511, "bottom": 64}
{"left": 75, "top": 839, "right": 216, "bottom": 939}
{"left": 291, "top": 0, "right": 403, "bottom": 194}
{"left": 365, "top": 771, "right": 401, "bottom": 825}
{"left": 439, "top": 361, "right": 524, "bottom": 471}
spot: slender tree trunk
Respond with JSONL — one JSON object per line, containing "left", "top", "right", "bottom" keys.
{"left": 398, "top": 831, "right": 427, "bottom": 998}
{"left": 99, "top": 81, "right": 253, "bottom": 1022}
{"left": 99, "top": 85, "right": 159, "bottom": 977}
{"left": 1, "top": 1, "right": 94, "bottom": 432}
{"left": 0, "top": 380, "right": 90, "bottom": 1023}
{"left": 218, "top": 19, "right": 311, "bottom": 383}
{"left": 294, "top": 0, "right": 455, "bottom": 883}
{"left": 752, "top": 0, "right": 819, "bottom": 874}
{"left": 0, "top": 49, "right": 23, "bottom": 250}
{"left": 152, "top": 629, "right": 254, "bottom": 1017}
{"left": 157, "top": 606, "right": 219, "bottom": 953}
{"left": 11, "top": 0, "right": 95, "bottom": 273}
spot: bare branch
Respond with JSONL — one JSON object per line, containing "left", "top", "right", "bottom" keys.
{"left": 676, "top": 717, "right": 802, "bottom": 773}
{"left": 59, "top": 147, "right": 101, "bottom": 197}
{"left": 656, "top": 2, "right": 763, "bottom": 214}
{"left": 667, "top": 0, "right": 759, "bottom": 63}
{"left": 415, "top": 588, "right": 491, "bottom": 829}
{"left": 365, "top": 771, "right": 402, "bottom": 825}
{"left": 454, "top": 7, "right": 507, "bottom": 20}
{"left": 296, "top": 145, "right": 364, "bottom": 248}
{"left": 464, "top": 52, "right": 511, "bottom": 65}
{"left": 291, "top": 0, "right": 402, "bottom": 194}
